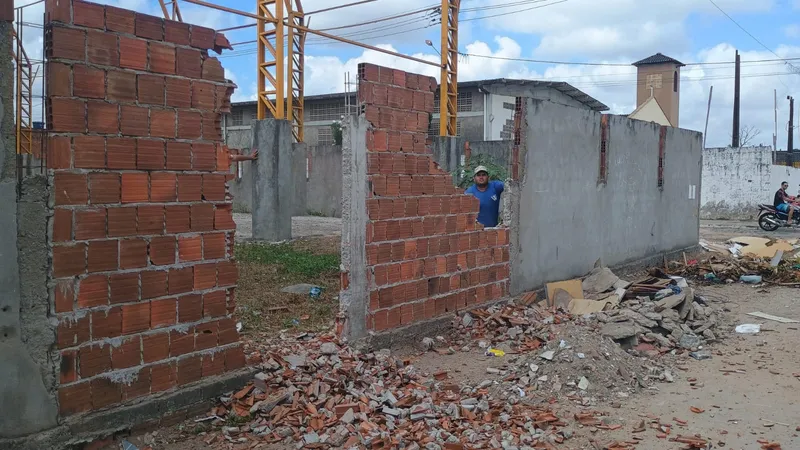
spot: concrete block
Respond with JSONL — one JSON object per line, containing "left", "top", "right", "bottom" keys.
{"left": 251, "top": 119, "right": 293, "bottom": 241}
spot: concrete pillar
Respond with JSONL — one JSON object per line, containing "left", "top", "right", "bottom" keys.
{"left": 251, "top": 119, "right": 293, "bottom": 241}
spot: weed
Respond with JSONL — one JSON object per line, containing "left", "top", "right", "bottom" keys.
{"left": 235, "top": 243, "right": 339, "bottom": 278}
{"left": 307, "top": 210, "right": 327, "bottom": 217}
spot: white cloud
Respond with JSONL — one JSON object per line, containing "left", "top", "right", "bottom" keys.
{"left": 786, "top": 24, "right": 800, "bottom": 39}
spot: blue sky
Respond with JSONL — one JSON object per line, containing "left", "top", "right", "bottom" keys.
{"left": 15, "top": 0, "right": 800, "bottom": 148}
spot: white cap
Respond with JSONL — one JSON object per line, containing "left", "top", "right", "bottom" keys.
{"left": 474, "top": 165, "right": 488, "bottom": 175}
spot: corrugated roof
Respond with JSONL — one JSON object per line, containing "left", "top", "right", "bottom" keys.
{"left": 231, "top": 78, "right": 609, "bottom": 112}
{"left": 632, "top": 53, "right": 685, "bottom": 67}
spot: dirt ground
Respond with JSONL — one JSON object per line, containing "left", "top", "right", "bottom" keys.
{"left": 115, "top": 221, "right": 800, "bottom": 449}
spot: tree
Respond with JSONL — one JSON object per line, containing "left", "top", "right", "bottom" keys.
{"left": 451, "top": 153, "right": 508, "bottom": 189}
{"left": 733, "top": 125, "right": 762, "bottom": 147}
{"left": 330, "top": 121, "right": 343, "bottom": 146}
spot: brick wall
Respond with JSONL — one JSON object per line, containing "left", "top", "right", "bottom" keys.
{"left": 356, "top": 63, "right": 510, "bottom": 333}
{"left": 44, "top": 0, "right": 242, "bottom": 417}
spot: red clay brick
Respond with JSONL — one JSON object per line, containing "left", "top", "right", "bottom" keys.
{"left": 73, "top": 1, "right": 105, "bottom": 28}
{"left": 44, "top": 0, "right": 71, "bottom": 24}
{"left": 177, "top": 294, "right": 202, "bottom": 322}
{"left": 138, "top": 74, "right": 165, "bottom": 106}
{"left": 107, "top": 70, "right": 137, "bottom": 103}
{"left": 177, "top": 174, "right": 201, "bottom": 201}
{"left": 48, "top": 26, "right": 86, "bottom": 61}
{"left": 150, "top": 42, "right": 176, "bottom": 74}
{"left": 169, "top": 326, "right": 195, "bottom": 357}
{"left": 217, "top": 260, "right": 237, "bottom": 287}
{"left": 122, "top": 367, "right": 151, "bottom": 401}
{"left": 224, "top": 346, "right": 246, "bottom": 371}
{"left": 120, "top": 105, "right": 149, "bottom": 136}
{"left": 202, "top": 112, "right": 222, "bottom": 141}
{"left": 150, "top": 362, "right": 177, "bottom": 392}
{"left": 106, "top": 5, "right": 135, "bottom": 34}
{"left": 195, "top": 321, "right": 217, "bottom": 350}
{"left": 202, "top": 57, "right": 225, "bottom": 82}
{"left": 149, "top": 235, "right": 176, "bottom": 265}
{"left": 80, "top": 344, "right": 112, "bottom": 377}
{"left": 119, "top": 36, "right": 147, "bottom": 70}
{"left": 53, "top": 208, "right": 73, "bottom": 243}
{"left": 176, "top": 48, "right": 202, "bottom": 78}
{"left": 217, "top": 318, "right": 238, "bottom": 345}
{"left": 91, "top": 307, "right": 122, "bottom": 339}
{"left": 57, "top": 315, "right": 91, "bottom": 349}
{"left": 193, "top": 263, "right": 216, "bottom": 290}
{"left": 87, "top": 240, "right": 118, "bottom": 273}
{"left": 150, "top": 173, "right": 176, "bottom": 202}
{"left": 149, "top": 109, "right": 176, "bottom": 138}
{"left": 177, "top": 110, "right": 202, "bottom": 139}
{"left": 111, "top": 336, "right": 142, "bottom": 369}
{"left": 190, "top": 25, "right": 215, "bottom": 49}
{"left": 120, "top": 239, "right": 148, "bottom": 269}
{"left": 169, "top": 267, "right": 193, "bottom": 295}
{"left": 202, "top": 353, "right": 225, "bottom": 377}
{"left": 214, "top": 203, "right": 235, "bottom": 230}
{"left": 142, "top": 331, "right": 170, "bottom": 362}
{"left": 106, "top": 138, "right": 136, "bottom": 170}
{"left": 165, "top": 20, "right": 190, "bottom": 45}
{"left": 165, "top": 205, "right": 190, "bottom": 233}
{"left": 150, "top": 298, "right": 177, "bottom": 329}
{"left": 47, "top": 62, "right": 71, "bottom": 97}
{"left": 73, "top": 64, "right": 105, "bottom": 99}
{"left": 91, "top": 377, "right": 122, "bottom": 409}
{"left": 47, "top": 135, "right": 71, "bottom": 170}
{"left": 137, "top": 205, "right": 165, "bottom": 235}
{"left": 203, "top": 233, "right": 226, "bottom": 260}
{"left": 121, "top": 302, "right": 150, "bottom": 334}
{"left": 73, "top": 135, "right": 105, "bottom": 169}
{"left": 136, "top": 139, "right": 165, "bottom": 170}
{"left": 87, "top": 101, "right": 119, "bottom": 134}
{"left": 87, "top": 30, "right": 120, "bottom": 66}
{"left": 202, "top": 290, "right": 226, "bottom": 318}
{"left": 54, "top": 279, "right": 75, "bottom": 313}
{"left": 191, "top": 143, "right": 215, "bottom": 171}
{"left": 60, "top": 349, "right": 78, "bottom": 384}
{"left": 141, "top": 271, "right": 168, "bottom": 300}
{"left": 110, "top": 272, "right": 138, "bottom": 304}
{"left": 49, "top": 98, "right": 86, "bottom": 133}
{"left": 107, "top": 207, "right": 137, "bottom": 237}
{"left": 191, "top": 81, "right": 215, "bottom": 110}
{"left": 53, "top": 244, "right": 87, "bottom": 278}
{"left": 89, "top": 173, "right": 121, "bottom": 204}
{"left": 135, "top": 13, "right": 163, "bottom": 41}
{"left": 178, "top": 236, "right": 202, "bottom": 262}
{"left": 75, "top": 209, "right": 106, "bottom": 240}
{"left": 201, "top": 174, "right": 225, "bottom": 201}
{"left": 121, "top": 173, "right": 148, "bottom": 203}
{"left": 59, "top": 382, "right": 92, "bottom": 416}
{"left": 190, "top": 204, "right": 214, "bottom": 232}
{"left": 166, "top": 77, "right": 192, "bottom": 109}
{"left": 166, "top": 141, "right": 191, "bottom": 170}
{"left": 177, "top": 355, "right": 202, "bottom": 386}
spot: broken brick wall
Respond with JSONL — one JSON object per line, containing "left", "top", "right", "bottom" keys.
{"left": 45, "top": 0, "right": 243, "bottom": 418}
{"left": 341, "top": 63, "right": 510, "bottom": 341}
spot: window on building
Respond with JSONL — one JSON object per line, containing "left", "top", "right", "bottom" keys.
{"left": 673, "top": 71, "right": 678, "bottom": 93}
{"left": 231, "top": 108, "right": 243, "bottom": 126}
{"left": 456, "top": 119, "right": 462, "bottom": 136}
{"left": 428, "top": 118, "right": 437, "bottom": 137}
{"left": 308, "top": 101, "right": 346, "bottom": 122}
{"left": 317, "top": 126, "right": 333, "bottom": 145}
{"left": 457, "top": 91, "right": 472, "bottom": 112}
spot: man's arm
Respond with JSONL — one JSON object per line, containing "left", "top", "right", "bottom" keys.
{"left": 231, "top": 150, "right": 259, "bottom": 162}
{"left": 493, "top": 180, "right": 505, "bottom": 194}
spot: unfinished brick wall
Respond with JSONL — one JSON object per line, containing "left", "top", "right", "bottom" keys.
{"left": 356, "top": 63, "right": 510, "bottom": 333}
{"left": 44, "top": 0, "right": 242, "bottom": 416}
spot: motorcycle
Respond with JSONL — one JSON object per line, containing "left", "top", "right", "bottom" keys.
{"left": 757, "top": 203, "right": 800, "bottom": 231}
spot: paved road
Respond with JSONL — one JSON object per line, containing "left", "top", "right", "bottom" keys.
{"left": 234, "top": 214, "right": 341, "bottom": 241}
{"left": 699, "top": 219, "right": 800, "bottom": 242}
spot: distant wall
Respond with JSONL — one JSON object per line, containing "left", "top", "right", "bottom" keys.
{"left": 701, "top": 146, "right": 800, "bottom": 219}
{"left": 511, "top": 99, "right": 702, "bottom": 294}
{"left": 307, "top": 145, "right": 343, "bottom": 217}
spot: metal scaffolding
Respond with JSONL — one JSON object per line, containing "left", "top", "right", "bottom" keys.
{"left": 13, "top": 9, "right": 36, "bottom": 156}
{"left": 286, "top": 1, "right": 306, "bottom": 143}
{"left": 439, "top": 0, "right": 460, "bottom": 137}
{"left": 158, "top": 0, "right": 183, "bottom": 21}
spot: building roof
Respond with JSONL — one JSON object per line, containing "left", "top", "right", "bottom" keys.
{"left": 230, "top": 78, "right": 609, "bottom": 112}
{"left": 632, "top": 53, "right": 685, "bottom": 67}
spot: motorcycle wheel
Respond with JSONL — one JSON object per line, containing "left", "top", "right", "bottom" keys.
{"left": 759, "top": 213, "right": 780, "bottom": 232}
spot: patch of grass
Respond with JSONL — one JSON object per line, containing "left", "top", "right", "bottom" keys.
{"left": 236, "top": 242, "right": 339, "bottom": 278}
{"left": 307, "top": 210, "right": 327, "bottom": 217}
{"left": 235, "top": 236, "right": 341, "bottom": 335}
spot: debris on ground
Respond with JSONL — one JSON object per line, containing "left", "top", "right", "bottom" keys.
{"left": 689, "top": 237, "right": 800, "bottom": 284}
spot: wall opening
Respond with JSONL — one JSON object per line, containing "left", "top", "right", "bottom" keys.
{"left": 658, "top": 126, "right": 667, "bottom": 189}
{"left": 599, "top": 114, "right": 608, "bottom": 184}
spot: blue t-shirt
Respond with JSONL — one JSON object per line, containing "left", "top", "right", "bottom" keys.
{"left": 465, "top": 180, "right": 504, "bottom": 227}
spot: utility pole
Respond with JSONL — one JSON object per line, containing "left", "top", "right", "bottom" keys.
{"left": 703, "top": 86, "right": 713, "bottom": 149}
{"left": 773, "top": 89, "right": 778, "bottom": 162}
{"left": 731, "top": 50, "right": 741, "bottom": 148}
{"left": 789, "top": 96, "right": 795, "bottom": 154}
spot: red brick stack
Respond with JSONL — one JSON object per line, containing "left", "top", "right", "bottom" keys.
{"left": 357, "top": 63, "right": 510, "bottom": 332}
{"left": 44, "top": 0, "right": 242, "bottom": 416}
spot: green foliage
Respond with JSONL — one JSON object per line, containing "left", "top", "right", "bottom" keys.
{"left": 452, "top": 153, "right": 508, "bottom": 189}
{"left": 331, "top": 121, "right": 343, "bottom": 145}
{"left": 235, "top": 243, "right": 340, "bottom": 278}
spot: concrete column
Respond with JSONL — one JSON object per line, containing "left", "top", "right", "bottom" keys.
{"left": 251, "top": 119, "right": 293, "bottom": 241}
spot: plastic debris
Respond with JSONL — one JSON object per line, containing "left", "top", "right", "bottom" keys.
{"left": 740, "top": 275, "right": 763, "bottom": 284}
{"left": 485, "top": 348, "right": 505, "bottom": 357}
{"left": 735, "top": 324, "right": 761, "bottom": 334}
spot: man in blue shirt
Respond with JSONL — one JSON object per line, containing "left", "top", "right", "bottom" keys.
{"left": 465, "top": 165, "right": 504, "bottom": 227}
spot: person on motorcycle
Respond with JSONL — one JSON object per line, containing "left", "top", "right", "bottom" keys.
{"left": 774, "top": 181, "right": 797, "bottom": 226}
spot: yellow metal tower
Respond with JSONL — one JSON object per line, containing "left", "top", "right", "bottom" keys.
{"left": 439, "top": 0, "right": 460, "bottom": 137}
{"left": 257, "top": 0, "right": 284, "bottom": 122}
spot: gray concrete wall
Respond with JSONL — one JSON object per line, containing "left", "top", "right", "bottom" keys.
{"left": 291, "top": 143, "right": 308, "bottom": 217}
{"left": 252, "top": 119, "right": 293, "bottom": 241}
{"left": 307, "top": 145, "right": 343, "bottom": 217}
{"left": 510, "top": 99, "right": 702, "bottom": 294}
{"left": 0, "top": 20, "right": 59, "bottom": 437}
{"left": 225, "top": 128, "right": 254, "bottom": 213}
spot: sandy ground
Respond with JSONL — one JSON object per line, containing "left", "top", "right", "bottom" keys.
{"left": 233, "top": 214, "right": 341, "bottom": 241}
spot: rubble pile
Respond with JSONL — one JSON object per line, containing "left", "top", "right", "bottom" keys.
{"left": 206, "top": 333, "right": 576, "bottom": 449}
{"left": 684, "top": 236, "right": 800, "bottom": 284}
{"left": 595, "top": 270, "right": 723, "bottom": 352}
